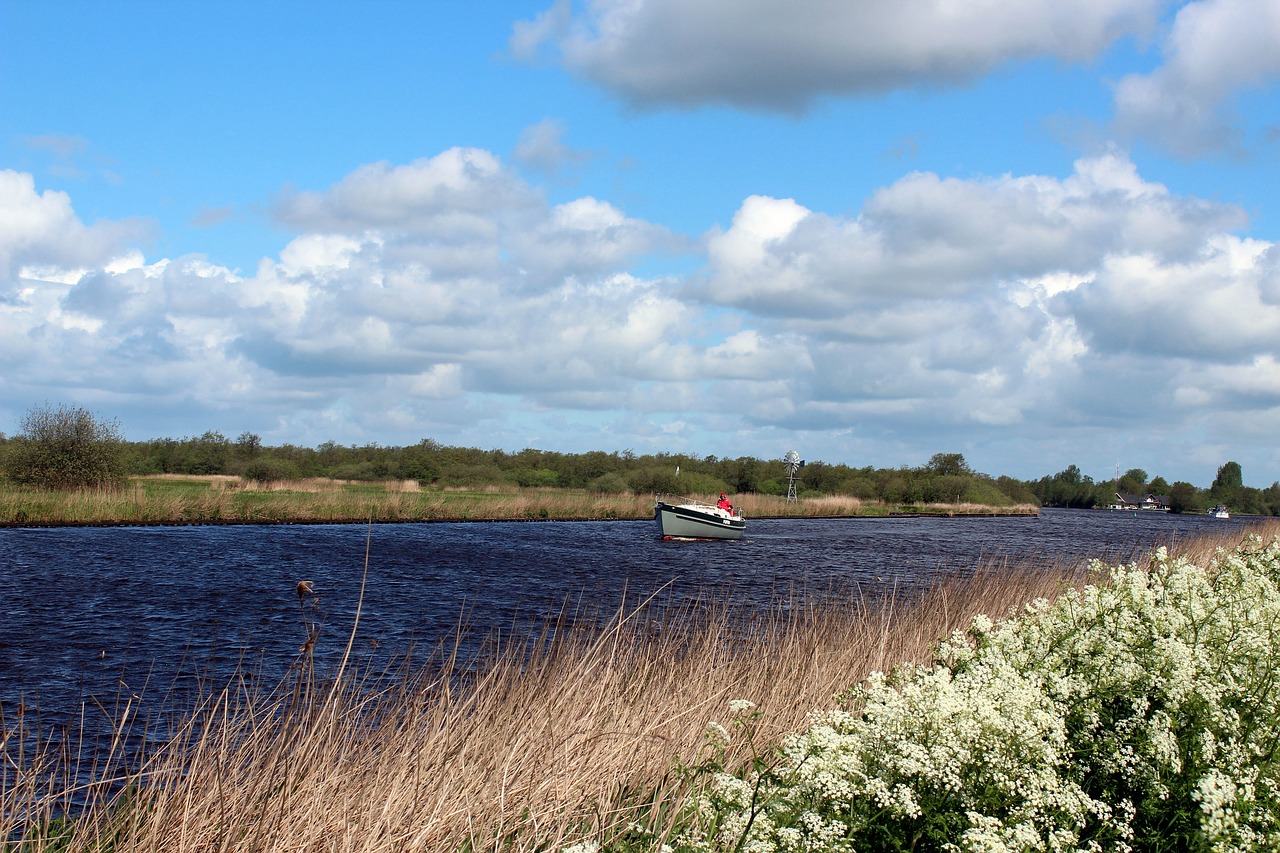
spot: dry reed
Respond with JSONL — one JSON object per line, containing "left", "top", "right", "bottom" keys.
{"left": 0, "top": 478, "right": 1036, "bottom": 527}
{"left": 4, "top": 521, "right": 1273, "bottom": 851}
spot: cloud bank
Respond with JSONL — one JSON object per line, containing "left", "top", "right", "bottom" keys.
{"left": 3, "top": 147, "right": 1278, "bottom": 480}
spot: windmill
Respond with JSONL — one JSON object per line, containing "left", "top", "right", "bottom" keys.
{"left": 783, "top": 450, "right": 805, "bottom": 502}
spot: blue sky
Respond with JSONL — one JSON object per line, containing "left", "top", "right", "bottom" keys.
{"left": 3, "top": 0, "right": 1279, "bottom": 487}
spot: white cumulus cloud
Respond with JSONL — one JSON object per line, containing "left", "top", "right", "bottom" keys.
{"left": 2, "top": 147, "right": 1277, "bottom": 478}
{"left": 1, "top": 169, "right": 148, "bottom": 296}
{"left": 1113, "top": 0, "right": 1280, "bottom": 156}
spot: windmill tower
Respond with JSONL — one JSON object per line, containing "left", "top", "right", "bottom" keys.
{"left": 784, "top": 450, "right": 804, "bottom": 502}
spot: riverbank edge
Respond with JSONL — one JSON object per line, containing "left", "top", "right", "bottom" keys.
{"left": 0, "top": 478, "right": 1041, "bottom": 528}
{"left": 0, "top": 506, "right": 1040, "bottom": 529}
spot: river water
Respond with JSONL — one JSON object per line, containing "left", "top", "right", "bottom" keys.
{"left": 0, "top": 507, "right": 1261, "bottom": 754}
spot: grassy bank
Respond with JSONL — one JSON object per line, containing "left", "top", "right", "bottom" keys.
{"left": 4, "top": 521, "right": 1272, "bottom": 852}
{"left": 0, "top": 475, "right": 1039, "bottom": 526}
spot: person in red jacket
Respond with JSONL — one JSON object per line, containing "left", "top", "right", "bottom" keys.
{"left": 717, "top": 492, "right": 733, "bottom": 512}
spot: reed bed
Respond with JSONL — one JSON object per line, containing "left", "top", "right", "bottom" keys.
{"left": 0, "top": 480, "right": 655, "bottom": 526}
{"left": 728, "top": 493, "right": 1039, "bottom": 518}
{"left": 6, "top": 520, "right": 1273, "bottom": 852}
{"left": 0, "top": 478, "right": 1036, "bottom": 527}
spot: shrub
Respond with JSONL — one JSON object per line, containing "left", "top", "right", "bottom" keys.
{"left": 6, "top": 402, "right": 127, "bottom": 490}
{"left": 670, "top": 537, "right": 1280, "bottom": 852}
{"left": 756, "top": 478, "right": 787, "bottom": 497}
{"left": 626, "top": 465, "right": 683, "bottom": 495}
{"left": 961, "top": 478, "right": 1016, "bottom": 507}
{"left": 587, "top": 472, "right": 630, "bottom": 494}
{"left": 840, "top": 476, "right": 879, "bottom": 500}
{"left": 435, "top": 463, "right": 513, "bottom": 488}
{"left": 513, "top": 467, "right": 560, "bottom": 488}
{"left": 627, "top": 466, "right": 730, "bottom": 497}
{"left": 238, "top": 457, "right": 301, "bottom": 484}
{"left": 330, "top": 460, "right": 392, "bottom": 481}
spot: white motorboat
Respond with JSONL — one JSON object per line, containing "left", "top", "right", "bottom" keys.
{"left": 654, "top": 495, "right": 745, "bottom": 540}
{"left": 1208, "top": 504, "right": 1230, "bottom": 519}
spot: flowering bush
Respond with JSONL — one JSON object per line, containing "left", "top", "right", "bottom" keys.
{"left": 667, "top": 537, "right": 1280, "bottom": 852}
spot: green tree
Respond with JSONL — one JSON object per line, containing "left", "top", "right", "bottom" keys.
{"left": 184, "top": 430, "right": 233, "bottom": 474}
{"left": 235, "top": 431, "right": 263, "bottom": 458}
{"left": 1263, "top": 482, "right": 1280, "bottom": 516}
{"left": 1168, "top": 481, "right": 1200, "bottom": 514}
{"left": 1209, "top": 461, "right": 1245, "bottom": 511}
{"left": 240, "top": 457, "right": 300, "bottom": 484}
{"left": 1117, "top": 468, "right": 1148, "bottom": 495}
{"left": 925, "top": 452, "right": 972, "bottom": 477}
{"left": 1123, "top": 468, "right": 1149, "bottom": 485}
{"left": 995, "top": 475, "right": 1040, "bottom": 505}
{"left": 1056, "top": 464, "right": 1084, "bottom": 485}
{"left": 7, "top": 403, "right": 127, "bottom": 490}
{"left": 1030, "top": 464, "right": 1098, "bottom": 508}
{"left": 1212, "top": 461, "right": 1243, "bottom": 491}
{"left": 727, "top": 456, "right": 761, "bottom": 493}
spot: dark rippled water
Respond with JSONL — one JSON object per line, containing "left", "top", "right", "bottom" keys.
{"left": 0, "top": 507, "right": 1258, "bottom": 746}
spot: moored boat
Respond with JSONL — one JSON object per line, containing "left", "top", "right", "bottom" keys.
{"left": 654, "top": 495, "right": 745, "bottom": 540}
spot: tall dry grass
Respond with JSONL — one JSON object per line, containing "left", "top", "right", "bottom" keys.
{"left": 5, "top": 521, "right": 1273, "bottom": 851}
{"left": 727, "top": 492, "right": 1038, "bottom": 518}
{"left": 0, "top": 478, "right": 1036, "bottom": 527}
{"left": 0, "top": 480, "right": 658, "bottom": 526}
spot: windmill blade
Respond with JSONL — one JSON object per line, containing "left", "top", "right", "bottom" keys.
{"left": 783, "top": 450, "right": 802, "bottom": 502}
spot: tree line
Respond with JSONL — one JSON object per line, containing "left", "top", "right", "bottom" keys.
{"left": 2, "top": 403, "right": 1277, "bottom": 514}
{"left": 1026, "top": 461, "right": 1280, "bottom": 516}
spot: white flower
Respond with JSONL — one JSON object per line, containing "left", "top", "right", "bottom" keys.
{"left": 675, "top": 537, "right": 1280, "bottom": 851}
{"left": 561, "top": 842, "right": 600, "bottom": 853}
{"left": 705, "top": 720, "right": 732, "bottom": 746}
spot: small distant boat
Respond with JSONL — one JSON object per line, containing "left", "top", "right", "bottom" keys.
{"left": 1208, "top": 504, "right": 1230, "bottom": 519}
{"left": 654, "top": 495, "right": 745, "bottom": 540}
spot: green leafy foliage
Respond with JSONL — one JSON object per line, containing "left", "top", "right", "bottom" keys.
{"left": 1029, "top": 461, "right": 1280, "bottom": 516}
{"left": 10, "top": 407, "right": 1270, "bottom": 513}
{"left": 95, "top": 439, "right": 1041, "bottom": 506}
{"left": 5, "top": 403, "right": 126, "bottom": 490}
{"left": 239, "top": 457, "right": 301, "bottom": 484}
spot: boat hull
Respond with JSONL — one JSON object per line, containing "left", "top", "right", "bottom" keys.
{"left": 654, "top": 500, "right": 745, "bottom": 540}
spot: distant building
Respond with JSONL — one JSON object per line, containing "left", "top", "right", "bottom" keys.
{"left": 1108, "top": 492, "right": 1171, "bottom": 512}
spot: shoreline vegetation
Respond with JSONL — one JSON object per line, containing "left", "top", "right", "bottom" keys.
{"left": 7, "top": 402, "right": 1274, "bottom": 517}
{"left": 0, "top": 474, "right": 1040, "bottom": 527}
{"left": 4, "top": 402, "right": 1276, "bottom": 519}
{"left": 4, "top": 521, "right": 1278, "bottom": 851}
